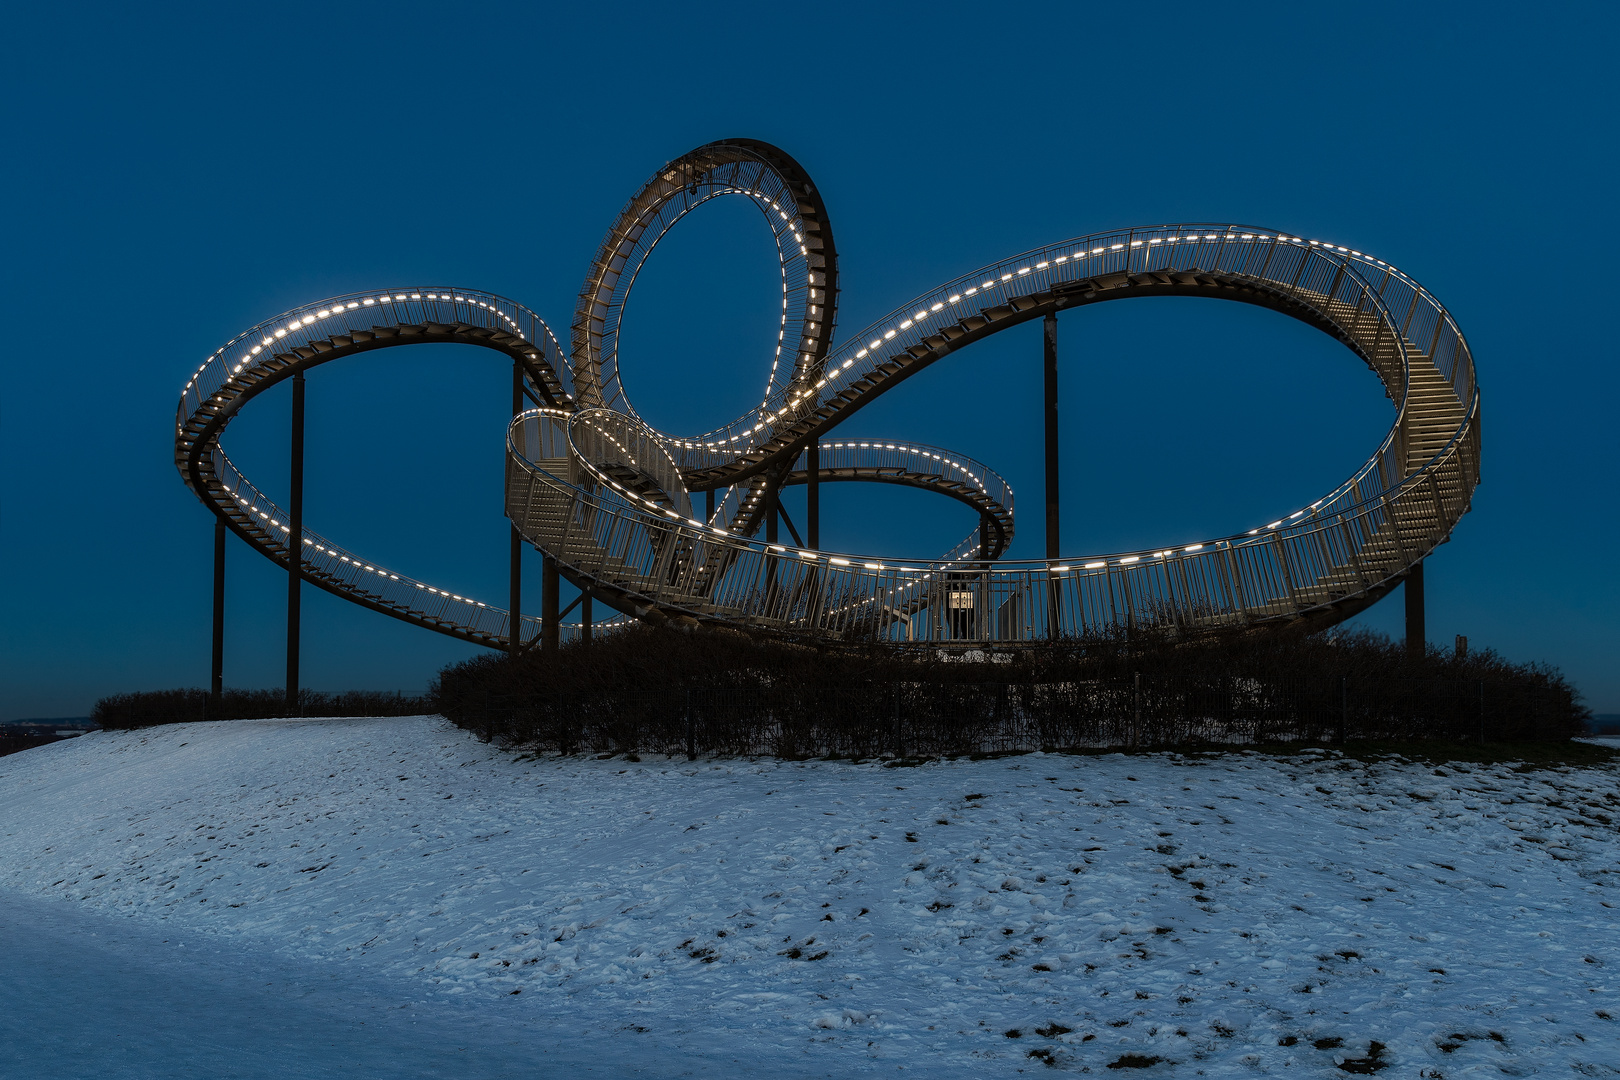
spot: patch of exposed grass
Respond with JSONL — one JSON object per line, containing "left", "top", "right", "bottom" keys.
{"left": 1106, "top": 1054, "right": 1164, "bottom": 1069}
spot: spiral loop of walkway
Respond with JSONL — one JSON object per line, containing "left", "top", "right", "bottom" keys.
{"left": 176, "top": 140, "right": 1478, "bottom": 649}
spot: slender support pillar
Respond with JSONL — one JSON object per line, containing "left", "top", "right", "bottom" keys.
{"left": 807, "top": 439, "right": 820, "bottom": 549}
{"left": 1044, "top": 313, "right": 1059, "bottom": 560}
{"left": 980, "top": 511, "right": 993, "bottom": 643}
{"left": 211, "top": 517, "right": 225, "bottom": 707}
{"left": 764, "top": 477, "right": 780, "bottom": 612}
{"left": 509, "top": 360, "right": 523, "bottom": 656}
{"left": 1405, "top": 560, "right": 1426, "bottom": 659}
{"left": 1043, "top": 313, "right": 1060, "bottom": 639}
{"left": 581, "top": 593, "right": 593, "bottom": 644}
{"left": 286, "top": 371, "right": 304, "bottom": 713}
{"left": 705, "top": 488, "right": 714, "bottom": 526}
{"left": 541, "top": 555, "right": 560, "bottom": 653}
{"left": 509, "top": 530, "right": 523, "bottom": 654}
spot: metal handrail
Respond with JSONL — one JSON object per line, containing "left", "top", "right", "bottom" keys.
{"left": 176, "top": 139, "right": 1479, "bottom": 653}
{"left": 786, "top": 439, "right": 1013, "bottom": 518}
{"left": 510, "top": 400, "right": 1478, "bottom": 642}
{"left": 644, "top": 226, "right": 1441, "bottom": 471}
{"left": 174, "top": 288, "right": 611, "bottom": 645}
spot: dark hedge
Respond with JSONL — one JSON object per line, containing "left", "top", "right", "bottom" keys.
{"left": 91, "top": 688, "right": 428, "bottom": 730}
{"left": 430, "top": 626, "right": 1590, "bottom": 756}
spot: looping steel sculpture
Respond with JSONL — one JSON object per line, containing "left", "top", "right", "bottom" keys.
{"left": 176, "top": 139, "right": 1479, "bottom": 649}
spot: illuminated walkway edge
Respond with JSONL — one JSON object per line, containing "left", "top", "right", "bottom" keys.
{"left": 175, "top": 139, "right": 1479, "bottom": 648}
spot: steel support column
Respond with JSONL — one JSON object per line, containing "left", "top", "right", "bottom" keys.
{"left": 1044, "top": 313, "right": 1059, "bottom": 559}
{"left": 764, "top": 474, "right": 781, "bottom": 612}
{"left": 807, "top": 439, "right": 820, "bottom": 549}
{"left": 509, "top": 360, "right": 523, "bottom": 656}
{"left": 509, "top": 531, "right": 522, "bottom": 653}
{"left": 541, "top": 555, "right": 560, "bottom": 652}
{"left": 581, "top": 593, "right": 593, "bottom": 644}
{"left": 1044, "top": 313, "right": 1060, "bottom": 639}
{"left": 211, "top": 517, "right": 225, "bottom": 707}
{"left": 980, "top": 511, "right": 993, "bottom": 643}
{"left": 285, "top": 371, "right": 304, "bottom": 712}
{"left": 1405, "top": 560, "right": 1426, "bottom": 659}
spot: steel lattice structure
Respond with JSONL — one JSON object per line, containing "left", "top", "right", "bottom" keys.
{"left": 176, "top": 139, "right": 1479, "bottom": 651}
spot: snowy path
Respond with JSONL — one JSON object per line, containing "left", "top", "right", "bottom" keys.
{"left": 0, "top": 888, "right": 726, "bottom": 1079}
{"left": 1, "top": 716, "right": 1616, "bottom": 1076}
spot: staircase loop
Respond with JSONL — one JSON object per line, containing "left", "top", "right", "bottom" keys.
{"left": 175, "top": 141, "right": 1479, "bottom": 647}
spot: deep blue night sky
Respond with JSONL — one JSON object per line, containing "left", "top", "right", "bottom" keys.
{"left": 3, "top": 2, "right": 1615, "bottom": 718}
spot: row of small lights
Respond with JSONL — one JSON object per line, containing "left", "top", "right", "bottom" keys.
{"left": 756, "top": 185, "right": 818, "bottom": 415}
{"left": 472, "top": 255, "right": 1414, "bottom": 606}
{"left": 628, "top": 179, "right": 826, "bottom": 448}
{"left": 184, "top": 230, "right": 1424, "bottom": 626}
{"left": 526, "top": 442, "right": 1371, "bottom": 618}
{"left": 820, "top": 441, "right": 1002, "bottom": 497}
{"left": 525, "top": 417, "right": 975, "bottom": 566}
{"left": 648, "top": 313, "right": 1439, "bottom": 597}
{"left": 182, "top": 291, "right": 567, "bottom": 401}
{"left": 622, "top": 221, "right": 1445, "bottom": 566}
{"left": 180, "top": 292, "right": 575, "bottom": 627}
{"left": 605, "top": 177, "right": 814, "bottom": 432}
{"left": 670, "top": 231, "right": 1411, "bottom": 548}
{"left": 714, "top": 439, "right": 1008, "bottom": 529}
{"left": 568, "top": 413, "right": 711, "bottom": 529}
{"left": 534, "top": 426, "right": 1251, "bottom": 579}
{"left": 542, "top": 439, "right": 1343, "bottom": 584}
{"left": 584, "top": 424, "right": 1006, "bottom": 551}
{"left": 194, "top": 242, "right": 1426, "bottom": 608}
{"left": 817, "top": 533, "right": 1006, "bottom": 620}
{"left": 825, "top": 233, "right": 1396, "bottom": 407}
{"left": 665, "top": 231, "right": 1407, "bottom": 458}
{"left": 221, "top": 487, "right": 490, "bottom": 609}
{"left": 576, "top": 178, "right": 1029, "bottom": 572}
{"left": 824, "top": 531, "right": 1205, "bottom": 630}
{"left": 229, "top": 293, "right": 526, "bottom": 378}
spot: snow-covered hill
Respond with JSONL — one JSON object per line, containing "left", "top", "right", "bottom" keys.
{"left": 1, "top": 716, "right": 1616, "bottom": 1076}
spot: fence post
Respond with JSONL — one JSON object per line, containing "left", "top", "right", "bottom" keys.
{"left": 685, "top": 689, "right": 696, "bottom": 761}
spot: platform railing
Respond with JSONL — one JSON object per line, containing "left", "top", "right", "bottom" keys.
{"left": 785, "top": 439, "right": 1013, "bottom": 518}
{"left": 508, "top": 383, "right": 1477, "bottom": 644}
{"left": 176, "top": 217, "right": 1477, "bottom": 653}
{"left": 206, "top": 447, "right": 534, "bottom": 644}
{"left": 654, "top": 225, "right": 1463, "bottom": 480}
{"left": 176, "top": 286, "right": 572, "bottom": 436}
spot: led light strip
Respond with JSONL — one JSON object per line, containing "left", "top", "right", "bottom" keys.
{"left": 178, "top": 291, "right": 578, "bottom": 635}
{"left": 178, "top": 139, "right": 1474, "bottom": 648}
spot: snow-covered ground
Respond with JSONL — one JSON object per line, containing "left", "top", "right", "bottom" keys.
{"left": 1, "top": 716, "right": 1616, "bottom": 1077}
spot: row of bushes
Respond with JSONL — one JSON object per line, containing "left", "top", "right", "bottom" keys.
{"left": 0, "top": 730, "right": 78, "bottom": 758}
{"left": 91, "top": 688, "right": 427, "bottom": 729}
{"left": 84, "top": 625, "right": 1591, "bottom": 752}
{"left": 429, "top": 625, "right": 1591, "bottom": 755}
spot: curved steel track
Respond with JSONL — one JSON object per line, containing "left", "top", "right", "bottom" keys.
{"left": 176, "top": 140, "right": 1479, "bottom": 648}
